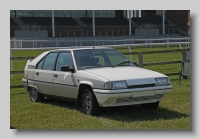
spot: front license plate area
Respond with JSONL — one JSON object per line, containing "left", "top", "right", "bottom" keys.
{"left": 132, "top": 90, "right": 155, "bottom": 97}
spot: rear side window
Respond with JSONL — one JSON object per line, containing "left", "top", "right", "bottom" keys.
{"left": 36, "top": 58, "right": 44, "bottom": 69}
{"left": 42, "top": 53, "right": 58, "bottom": 70}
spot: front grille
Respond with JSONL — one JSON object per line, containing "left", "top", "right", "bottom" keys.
{"left": 116, "top": 94, "right": 163, "bottom": 103}
{"left": 127, "top": 84, "right": 155, "bottom": 89}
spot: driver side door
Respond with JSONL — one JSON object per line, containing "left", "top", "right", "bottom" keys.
{"left": 52, "top": 51, "right": 77, "bottom": 99}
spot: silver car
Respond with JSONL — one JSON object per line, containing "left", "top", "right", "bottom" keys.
{"left": 22, "top": 46, "right": 172, "bottom": 115}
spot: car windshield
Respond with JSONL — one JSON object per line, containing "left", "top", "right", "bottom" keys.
{"left": 73, "top": 49, "right": 136, "bottom": 70}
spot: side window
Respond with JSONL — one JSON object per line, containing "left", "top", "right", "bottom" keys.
{"left": 36, "top": 58, "right": 44, "bottom": 69}
{"left": 43, "top": 53, "right": 58, "bottom": 70}
{"left": 55, "top": 52, "right": 73, "bottom": 71}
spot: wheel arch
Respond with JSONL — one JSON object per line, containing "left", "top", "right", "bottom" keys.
{"left": 28, "top": 85, "right": 39, "bottom": 92}
{"left": 76, "top": 81, "right": 94, "bottom": 108}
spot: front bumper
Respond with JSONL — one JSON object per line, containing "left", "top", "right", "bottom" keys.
{"left": 93, "top": 85, "right": 172, "bottom": 107}
{"left": 21, "top": 78, "right": 28, "bottom": 91}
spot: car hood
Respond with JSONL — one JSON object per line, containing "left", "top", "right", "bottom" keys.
{"left": 83, "top": 66, "right": 167, "bottom": 85}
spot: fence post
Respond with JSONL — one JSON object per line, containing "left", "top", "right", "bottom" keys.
{"left": 20, "top": 39, "right": 22, "bottom": 48}
{"left": 14, "top": 38, "right": 16, "bottom": 48}
{"left": 182, "top": 50, "right": 187, "bottom": 62}
{"left": 146, "top": 40, "right": 147, "bottom": 48}
{"left": 10, "top": 50, "right": 14, "bottom": 83}
{"left": 35, "top": 38, "right": 37, "bottom": 48}
{"left": 150, "top": 37, "right": 152, "bottom": 48}
{"left": 138, "top": 52, "right": 143, "bottom": 67}
{"left": 56, "top": 38, "right": 58, "bottom": 47}
{"left": 128, "top": 46, "right": 132, "bottom": 61}
{"left": 167, "top": 37, "right": 169, "bottom": 47}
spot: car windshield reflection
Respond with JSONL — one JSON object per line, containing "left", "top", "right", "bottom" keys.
{"left": 73, "top": 49, "right": 135, "bottom": 70}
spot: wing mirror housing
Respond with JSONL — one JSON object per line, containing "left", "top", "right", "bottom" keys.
{"left": 61, "top": 65, "right": 75, "bottom": 73}
{"left": 133, "top": 62, "right": 139, "bottom": 67}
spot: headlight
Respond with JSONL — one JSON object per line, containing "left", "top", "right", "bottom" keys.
{"left": 104, "top": 81, "right": 127, "bottom": 89}
{"left": 155, "top": 77, "right": 170, "bottom": 86}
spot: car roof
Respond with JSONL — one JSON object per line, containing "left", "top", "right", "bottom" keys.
{"left": 28, "top": 46, "right": 115, "bottom": 67}
{"left": 48, "top": 46, "right": 113, "bottom": 52}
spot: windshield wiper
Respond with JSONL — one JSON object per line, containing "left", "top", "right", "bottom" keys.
{"left": 112, "top": 61, "right": 131, "bottom": 68}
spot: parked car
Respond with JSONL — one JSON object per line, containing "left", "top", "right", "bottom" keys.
{"left": 22, "top": 46, "right": 172, "bottom": 115}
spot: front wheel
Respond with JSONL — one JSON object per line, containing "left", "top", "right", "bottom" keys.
{"left": 29, "top": 87, "right": 44, "bottom": 102}
{"left": 81, "top": 89, "right": 101, "bottom": 115}
{"left": 141, "top": 101, "right": 159, "bottom": 109}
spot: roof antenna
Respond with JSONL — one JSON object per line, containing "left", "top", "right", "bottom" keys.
{"left": 77, "top": 23, "right": 94, "bottom": 48}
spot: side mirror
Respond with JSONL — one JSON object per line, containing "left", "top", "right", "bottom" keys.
{"left": 61, "top": 65, "right": 75, "bottom": 72}
{"left": 133, "top": 62, "right": 138, "bottom": 67}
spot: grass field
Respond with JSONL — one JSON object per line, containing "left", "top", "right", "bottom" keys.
{"left": 10, "top": 46, "right": 190, "bottom": 129}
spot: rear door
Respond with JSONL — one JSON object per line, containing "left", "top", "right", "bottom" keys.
{"left": 52, "top": 51, "right": 77, "bottom": 99}
{"left": 34, "top": 52, "right": 58, "bottom": 95}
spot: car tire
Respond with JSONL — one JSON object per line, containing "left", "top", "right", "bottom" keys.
{"left": 141, "top": 101, "right": 159, "bottom": 109}
{"left": 81, "top": 88, "right": 101, "bottom": 115}
{"left": 29, "top": 87, "right": 44, "bottom": 102}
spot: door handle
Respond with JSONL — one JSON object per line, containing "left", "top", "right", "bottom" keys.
{"left": 54, "top": 74, "right": 58, "bottom": 78}
{"left": 36, "top": 72, "right": 39, "bottom": 76}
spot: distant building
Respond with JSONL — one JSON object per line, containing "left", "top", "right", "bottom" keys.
{"left": 10, "top": 10, "right": 189, "bottom": 38}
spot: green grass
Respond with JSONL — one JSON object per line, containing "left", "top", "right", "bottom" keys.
{"left": 10, "top": 46, "right": 190, "bottom": 129}
{"left": 10, "top": 79, "right": 190, "bottom": 129}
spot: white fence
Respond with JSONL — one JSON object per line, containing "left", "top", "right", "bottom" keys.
{"left": 10, "top": 37, "right": 190, "bottom": 48}
{"left": 10, "top": 41, "right": 190, "bottom": 66}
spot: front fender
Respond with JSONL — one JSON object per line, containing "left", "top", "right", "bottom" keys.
{"left": 78, "top": 81, "right": 94, "bottom": 88}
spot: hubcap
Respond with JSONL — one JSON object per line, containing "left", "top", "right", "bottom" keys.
{"left": 31, "top": 88, "right": 37, "bottom": 100}
{"left": 83, "top": 93, "right": 91, "bottom": 113}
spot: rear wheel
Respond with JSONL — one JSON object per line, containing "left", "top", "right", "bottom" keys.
{"left": 81, "top": 89, "right": 101, "bottom": 115}
{"left": 141, "top": 101, "right": 159, "bottom": 109}
{"left": 29, "top": 87, "right": 44, "bottom": 102}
